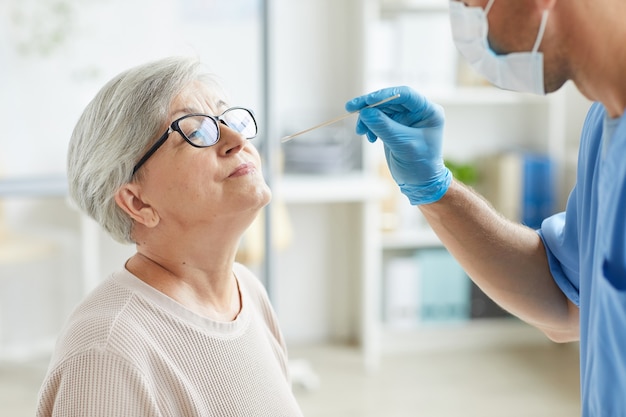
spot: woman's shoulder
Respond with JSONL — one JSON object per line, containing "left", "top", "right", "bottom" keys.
{"left": 233, "top": 263, "right": 276, "bottom": 315}
{"left": 233, "top": 262, "right": 266, "bottom": 293}
{"left": 48, "top": 272, "right": 139, "bottom": 360}
{"left": 67, "top": 272, "right": 136, "bottom": 327}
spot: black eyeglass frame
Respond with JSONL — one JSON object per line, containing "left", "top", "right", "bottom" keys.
{"left": 131, "top": 106, "right": 257, "bottom": 176}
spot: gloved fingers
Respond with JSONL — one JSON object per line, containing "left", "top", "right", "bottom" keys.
{"left": 355, "top": 118, "right": 369, "bottom": 136}
{"left": 345, "top": 86, "right": 423, "bottom": 112}
{"left": 346, "top": 86, "right": 408, "bottom": 112}
{"left": 366, "top": 131, "right": 378, "bottom": 143}
{"left": 357, "top": 107, "right": 417, "bottom": 147}
{"left": 355, "top": 118, "right": 380, "bottom": 143}
{"left": 346, "top": 86, "right": 444, "bottom": 128}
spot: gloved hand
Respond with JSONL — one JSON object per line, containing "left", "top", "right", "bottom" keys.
{"left": 346, "top": 86, "right": 452, "bottom": 205}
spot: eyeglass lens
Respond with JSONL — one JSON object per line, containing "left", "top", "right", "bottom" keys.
{"left": 178, "top": 108, "right": 256, "bottom": 147}
{"left": 221, "top": 108, "right": 257, "bottom": 139}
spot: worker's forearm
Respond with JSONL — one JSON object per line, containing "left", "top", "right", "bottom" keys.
{"left": 418, "top": 180, "right": 579, "bottom": 340}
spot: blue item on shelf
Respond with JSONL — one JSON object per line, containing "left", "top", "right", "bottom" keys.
{"left": 416, "top": 248, "right": 470, "bottom": 324}
{"left": 522, "top": 153, "right": 555, "bottom": 229}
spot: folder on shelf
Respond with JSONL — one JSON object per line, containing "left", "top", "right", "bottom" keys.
{"left": 383, "top": 249, "right": 471, "bottom": 328}
{"left": 522, "top": 154, "right": 555, "bottom": 229}
{"left": 476, "top": 151, "right": 555, "bottom": 228}
{"left": 384, "top": 257, "right": 421, "bottom": 329}
{"left": 416, "top": 248, "right": 470, "bottom": 324}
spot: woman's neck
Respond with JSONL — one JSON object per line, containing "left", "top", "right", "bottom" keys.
{"left": 126, "top": 251, "right": 242, "bottom": 321}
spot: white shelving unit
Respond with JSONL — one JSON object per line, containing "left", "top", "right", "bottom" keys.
{"left": 269, "top": 0, "right": 591, "bottom": 373}
{"left": 381, "top": 227, "right": 441, "bottom": 250}
{"left": 279, "top": 174, "right": 387, "bottom": 205}
{"left": 277, "top": 174, "right": 387, "bottom": 371}
{"left": 361, "top": 0, "right": 554, "bottom": 371}
{"left": 359, "top": 0, "right": 590, "bottom": 372}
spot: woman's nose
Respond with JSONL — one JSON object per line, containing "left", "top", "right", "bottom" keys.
{"left": 218, "top": 123, "right": 247, "bottom": 155}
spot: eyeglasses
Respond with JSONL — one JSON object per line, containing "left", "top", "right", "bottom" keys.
{"left": 132, "top": 107, "right": 258, "bottom": 176}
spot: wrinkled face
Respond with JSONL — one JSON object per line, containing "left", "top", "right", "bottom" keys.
{"left": 136, "top": 81, "right": 271, "bottom": 233}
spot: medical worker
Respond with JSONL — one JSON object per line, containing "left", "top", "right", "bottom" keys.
{"left": 346, "top": 0, "right": 626, "bottom": 415}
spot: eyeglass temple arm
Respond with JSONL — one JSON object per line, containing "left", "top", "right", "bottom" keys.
{"left": 132, "top": 128, "right": 172, "bottom": 176}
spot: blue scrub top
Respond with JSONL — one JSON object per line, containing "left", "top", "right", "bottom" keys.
{"left": 539, "top": 102, "right": 626, "bottom": 416}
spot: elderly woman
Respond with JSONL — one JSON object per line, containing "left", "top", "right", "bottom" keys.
{"left": 37, "top": 57, "right": 303, "bottom": 416}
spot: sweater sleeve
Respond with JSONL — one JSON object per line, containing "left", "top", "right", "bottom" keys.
{"left": 37, "top": 349, "right": 162, "bottom": 417}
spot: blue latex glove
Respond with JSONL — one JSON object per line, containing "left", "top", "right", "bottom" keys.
{"left": 346, "top": 86, "right": 452, "bottom": 205}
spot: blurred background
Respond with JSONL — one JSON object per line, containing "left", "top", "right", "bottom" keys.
{"left": 0, "top": 0, "right": 589, "bottom": 416}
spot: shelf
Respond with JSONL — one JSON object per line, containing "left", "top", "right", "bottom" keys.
{"left": 362, "top": 81, "right": 550, "bottom": 106}
{"left": 0, "top": 174, "right": 68, "bottom": 198}
{"left": 382, "top": 227, "right": 442, "bottom": 249}
{"left": 380, "top": 317, "right": 553, "bottom": 354}
{"left": 279, "top": 173, "right": 388, "bottom": 204}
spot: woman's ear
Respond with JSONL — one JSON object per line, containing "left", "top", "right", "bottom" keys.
{"left": 114, "top": 183, "right": 160, "bottom": 228}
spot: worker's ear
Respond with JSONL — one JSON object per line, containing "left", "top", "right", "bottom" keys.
{"left": 114, "top": 183, "right": 160, "bottom": 228}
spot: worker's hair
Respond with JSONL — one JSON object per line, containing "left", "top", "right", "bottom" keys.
{"left": 67, "top": 56, "right": 224, "bottom": 244}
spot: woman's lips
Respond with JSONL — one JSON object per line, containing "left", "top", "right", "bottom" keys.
{"left": 229, "top": 162, "right": 255, "bottom": 177}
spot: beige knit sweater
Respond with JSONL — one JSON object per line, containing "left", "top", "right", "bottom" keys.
{"left": 37, "top": 263, "right": 303, "bottom": 416}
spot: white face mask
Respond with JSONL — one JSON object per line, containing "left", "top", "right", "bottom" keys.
{"left": 449, "top": 0, "right": 549, "bottom": 95}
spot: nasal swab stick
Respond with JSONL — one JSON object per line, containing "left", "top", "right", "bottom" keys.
{"left": 280, "top": 93, "right": 401, "bottom": 143}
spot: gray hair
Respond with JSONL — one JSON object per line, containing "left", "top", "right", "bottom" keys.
{"left": 67, "top": 56, "right": 225, "bottom": 244}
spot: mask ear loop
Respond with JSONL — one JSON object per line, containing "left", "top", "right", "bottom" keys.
{"left": 484, "top": 0, "right": 496, "bottom": 14}
{"left": 532, "top": 10, "right": 550, "bottom": 53}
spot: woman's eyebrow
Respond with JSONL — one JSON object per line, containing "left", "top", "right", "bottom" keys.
{"left": 215, "top": 100, "right": 230, "bottom": 112}
{"left": 171, "top": 107, "right": 201, "bottom": 118}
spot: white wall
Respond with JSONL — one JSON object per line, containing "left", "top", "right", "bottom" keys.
{"left": 0, "top": 0, "right": 266, "bottom": 353}
{"left": 0, "top": 0, "right": 262, "bottom": 177}
{"left": 1, "top": 0, "right": 264, "bottom": 242}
